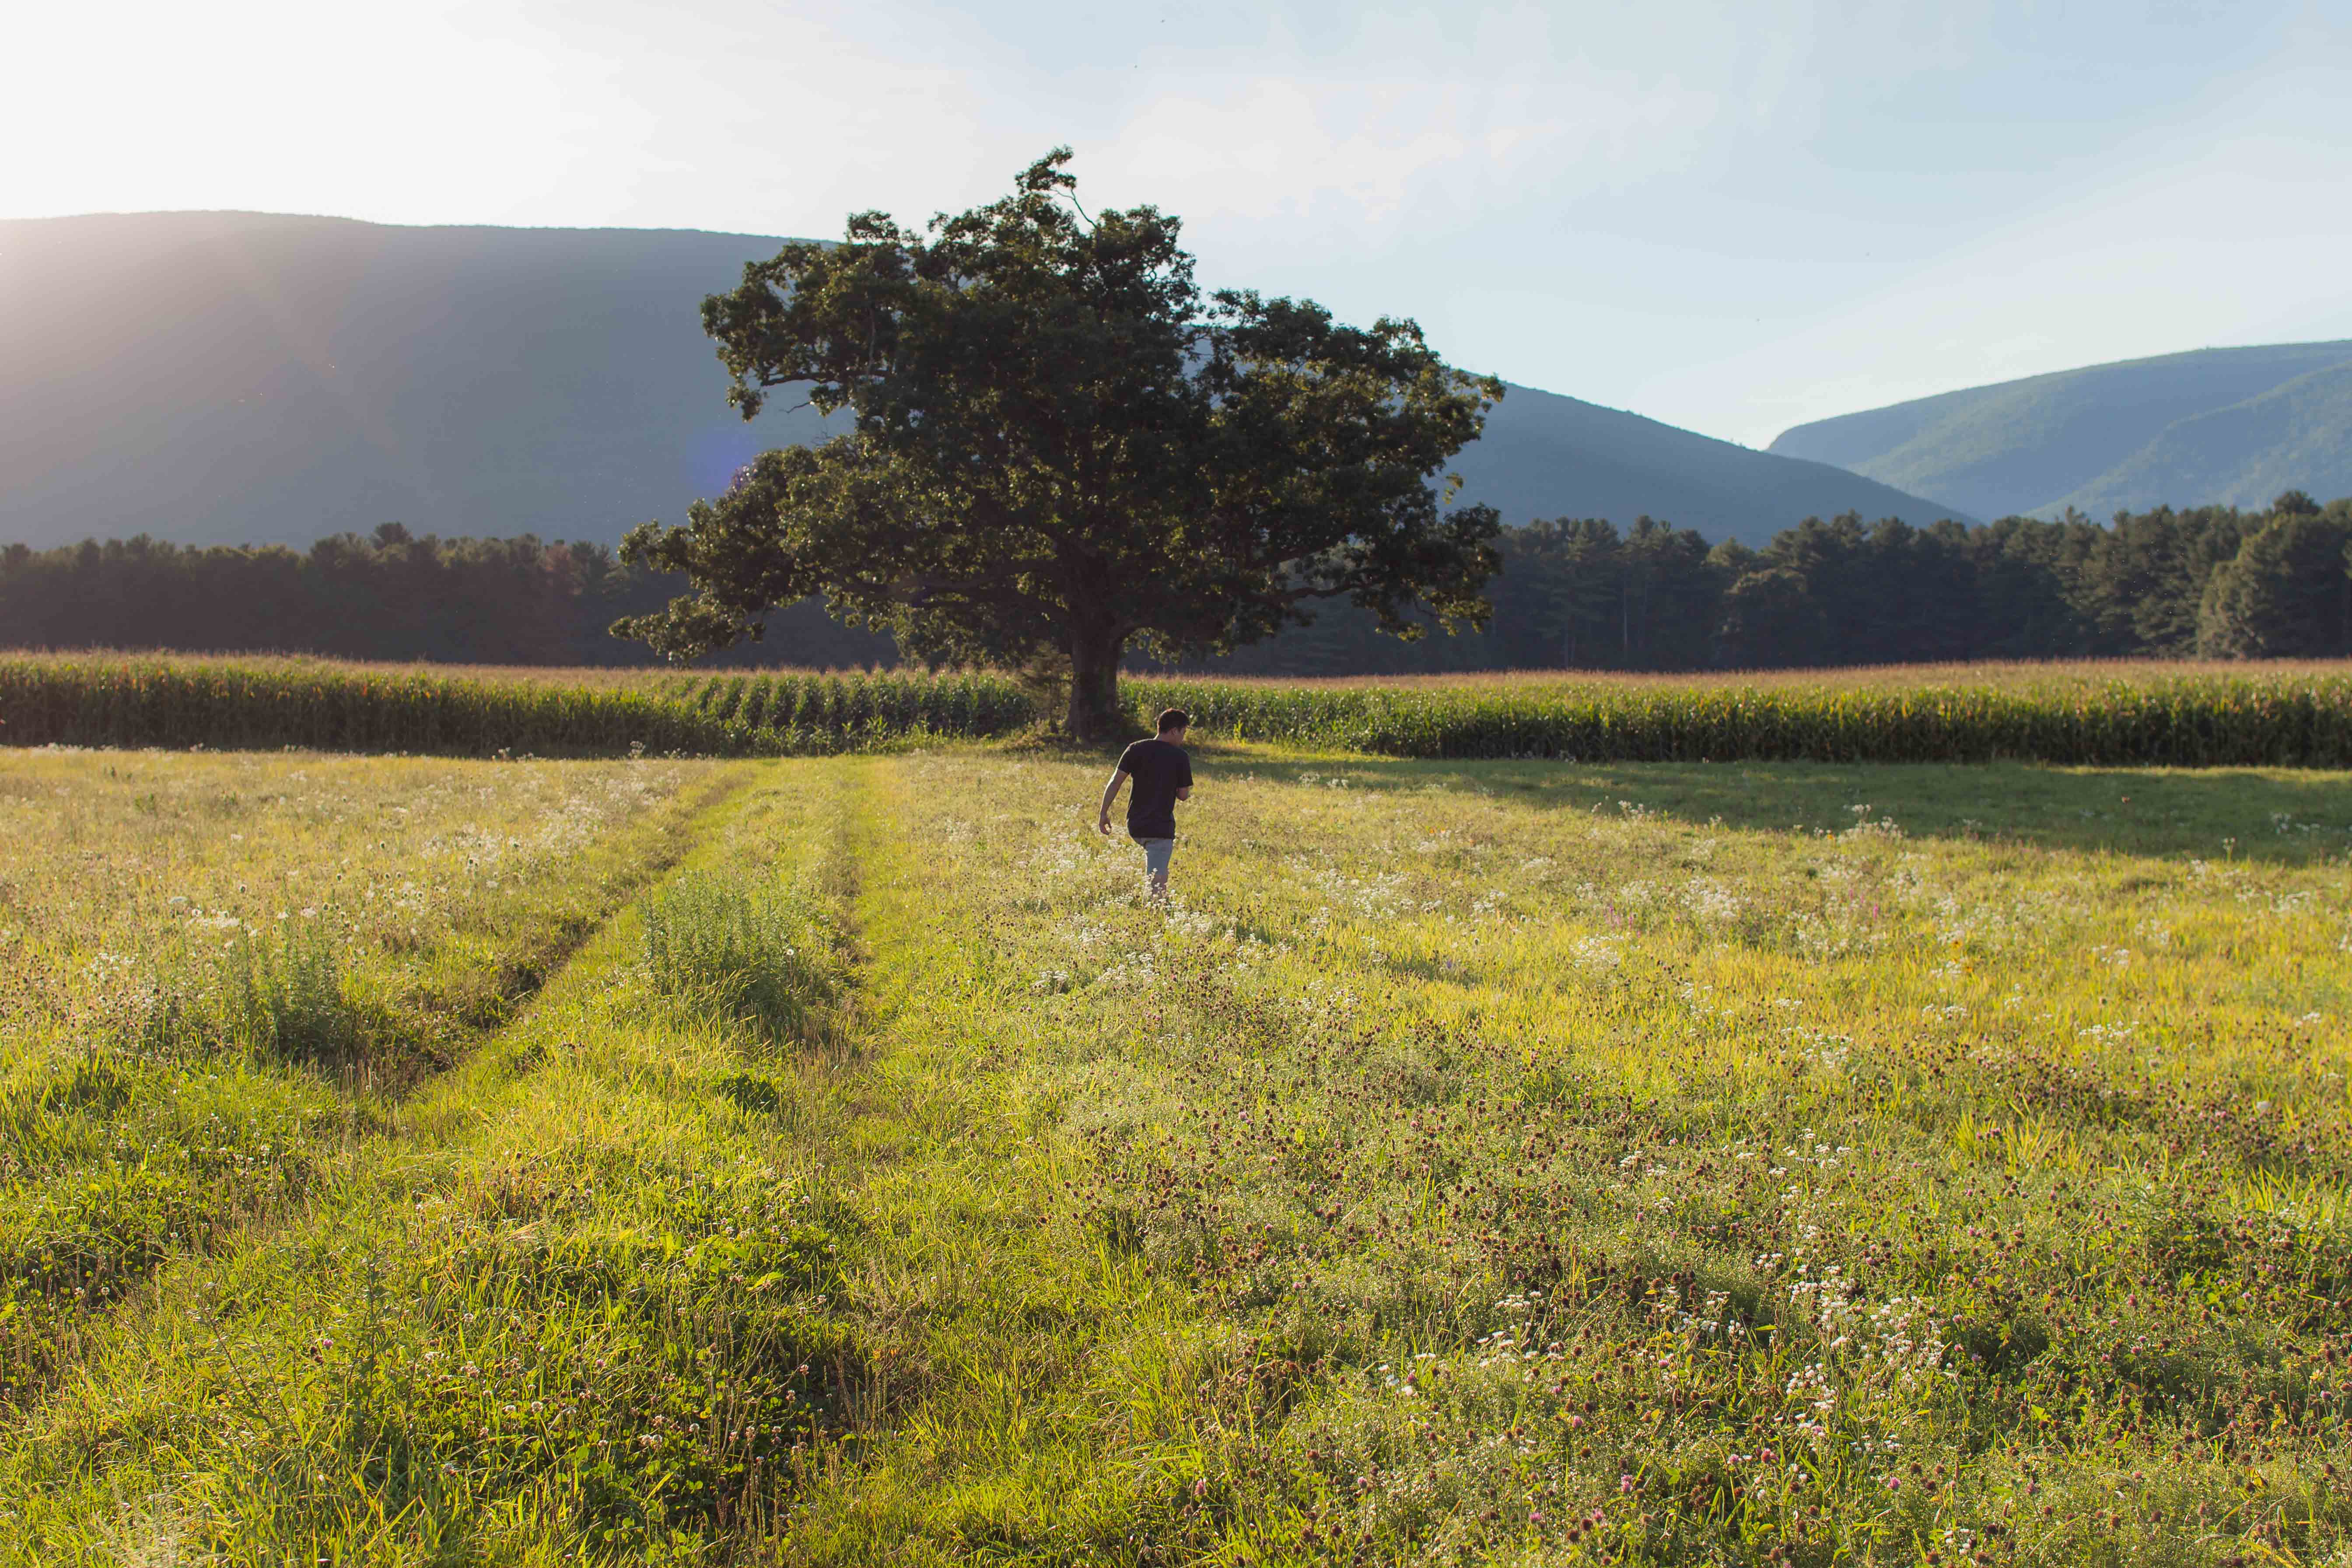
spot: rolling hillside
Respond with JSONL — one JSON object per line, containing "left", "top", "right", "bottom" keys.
{"left": 1769, "top": 341, "right": 2352, "bottom": 520}
{"left": 1, "top": 211, "right": 1965, "bottom": 553}
{"left": 0, "top": 212, "right": 838, "bottom": 553}
{"left": 1443, "top": 381, "right": 1971, "bottom": 542}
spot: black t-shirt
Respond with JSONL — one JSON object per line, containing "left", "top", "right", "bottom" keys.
{"left": 1118, "top": 737, "right": 1192, "bottom": 839}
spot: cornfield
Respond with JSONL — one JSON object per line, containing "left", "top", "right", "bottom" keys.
{"left": 0, "top": 656, "right": 1033, "bottom": 757}
{"left": 4, "top": 653, "right": 2349, "bottom": 765}
{"left": 1133, "top": 670, "right": 2352, "bottom": 765}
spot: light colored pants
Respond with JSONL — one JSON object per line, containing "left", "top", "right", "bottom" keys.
{"left": 1132, "top": 836, "right": 1175, "bottom": 879}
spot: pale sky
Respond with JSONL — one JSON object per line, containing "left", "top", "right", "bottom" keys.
{"left": 8, "top": 0, "right": 2349, "bottom": 447}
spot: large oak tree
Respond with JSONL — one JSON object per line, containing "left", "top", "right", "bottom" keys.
{"left": 616, "top": 150, "right": 1503, "bottom": 738}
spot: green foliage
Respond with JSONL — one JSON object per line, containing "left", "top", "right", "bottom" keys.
{"left": 2196, "top": 511, "right": 2352, "bottom": 658}
{"left": 1161, "top": 494, "right": 2349, "bottom": 676}
{"left": 10, "top": 496, "right": 2351, "bottom": 683}
{"left": 1713, "top": 564, "right": 1824, "bottom": 668}
{"left": 639, "top": 872, "right": 839, "bottom": 1042}
{"left": 617, "top": 149, "right": 1503, "bottom": 736}
{"left": 106, "top": 919, "right": 375, "bottom": 1071}
{"left": 0, "top": 528, "right": 896, "bottom": 668}
{"left": 209, "top": 918, "right": 364, "bottom": 1063}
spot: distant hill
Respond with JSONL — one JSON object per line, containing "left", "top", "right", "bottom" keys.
{"left": 1768, "top": 341, "right": 2352, "bottom": 520}
{"left": 1, "top": 211, "right": 1965, "bottom": 553}
{"left": 1442, "top": 382, "right": 1970, "bottom": 541}
{"left": 0, "top": 212, "right": 836, "bottom": 552}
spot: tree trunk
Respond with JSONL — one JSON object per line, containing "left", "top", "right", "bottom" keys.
{"left": 1065, "top": 625, "right": 1128, "bottom": 742}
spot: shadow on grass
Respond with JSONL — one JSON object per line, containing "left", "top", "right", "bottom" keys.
{"left": 994, "top": 726, "right": 1145, "bottom": 762}
{"left": 1190, "top": 745, "right": 2352, "bottom": 863}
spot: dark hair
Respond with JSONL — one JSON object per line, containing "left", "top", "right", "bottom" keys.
{"left": 1156, "top": 707, "right": 1191, "bottom": 734}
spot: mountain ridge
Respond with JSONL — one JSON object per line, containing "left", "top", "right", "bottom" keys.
{"left": 1769, "top": 340, "right": 2352, "bottom": 519}
{"left": 2, "top": 210, "right": 1966, "bottom": 552}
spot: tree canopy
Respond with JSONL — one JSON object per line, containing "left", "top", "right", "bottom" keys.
{"left": 614, "top": 150, "right": 1503, "bottom": 736}
{"left": 2198, "top": 500, "right": 2352, "bottom": 658}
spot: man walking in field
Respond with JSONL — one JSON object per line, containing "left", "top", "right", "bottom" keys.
{"left": 1098, "top": 707, "right": 1194, "bottom": 897}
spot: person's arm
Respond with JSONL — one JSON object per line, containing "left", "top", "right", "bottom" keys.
{"left": 1097, "top": 767, "right": 1128, "bottom": 835}
{"left": 1175, "top": 754, "right": 1193, "bottom": 802}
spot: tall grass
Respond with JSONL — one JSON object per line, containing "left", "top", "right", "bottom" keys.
{"left": 206, "top": 919, "right": 365, "bottom": 1063}
{"left": 96, "top": 919, "right": 369, "bottom": 1066}
{"left": 640, "top": 871, "right": 841, "bottom": 1042}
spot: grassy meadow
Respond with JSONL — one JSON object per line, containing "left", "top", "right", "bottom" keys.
{"left": 1, "top": 738, "right": 2349, "bottom": 1563}
{"left": 0, "top": 752, "right": 730, "bottom": 1409}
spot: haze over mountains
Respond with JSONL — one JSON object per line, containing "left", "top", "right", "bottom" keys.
{"left": 1771, "top": 341, "right": 2352, "bottom": 522}
{"left": 1, "top": 212, "right": 1964, "bottom": 554}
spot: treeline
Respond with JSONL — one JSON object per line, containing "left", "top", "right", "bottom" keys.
{"left": 4, "top": 496, "right": 2348, "bottom": 672}
{"left": 0, "top": 524, "right": 894, "bottom": 668}
{"left": 1187, "top": 491, "right": 2352, "bottom": 674}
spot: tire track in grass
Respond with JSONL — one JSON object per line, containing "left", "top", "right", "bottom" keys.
{"left": 0, "top": 763, "right": 756, "bottom": 1419}
{"left": 741, "top": 757, "right": 1211, "bottom": 1564}
{"left": 0, "top": 761, "right": 884, "bottom": 1564}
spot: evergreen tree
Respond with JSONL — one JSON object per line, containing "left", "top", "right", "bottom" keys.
{"left": 2197, "top": 504, "right": 2352, "bottom": 658}
{"left": 1715, "top": 567, "right": 1826, "bottom": 668}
